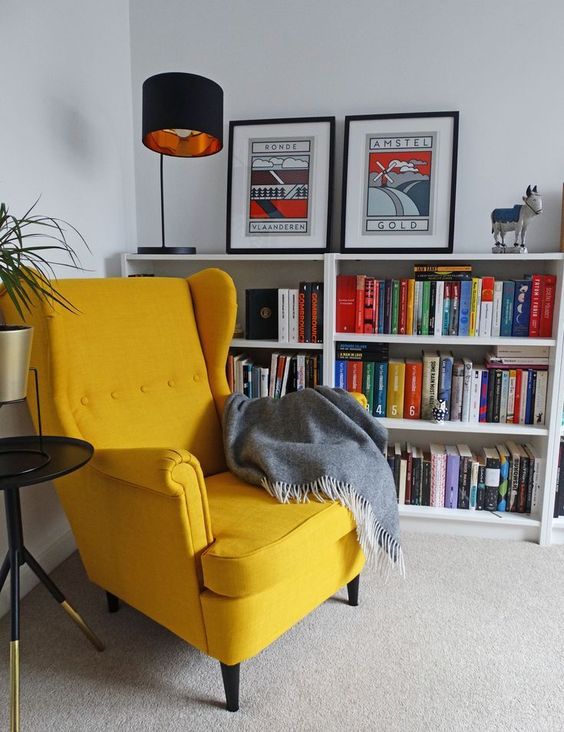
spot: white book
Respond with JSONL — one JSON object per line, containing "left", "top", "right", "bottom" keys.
{"left": 268, "top": 352, "right": 279, "bottom": 397}
{"left": 280, "top": 354, "right": 293, "bottom": 396}
{"left": 259, "top": 367, "right": 269, "bottom": 397}
{"left": 398, "top": 454, "right": 407, "bottom": 506}
{"left": 478, "top": 300, "right": 493, "bottom": 337}
{"left": 491, "top": 281, "right": 504, "bottom": 337}
{"left": 434, "top": 281, "right": 445, "bottom": 337}
{"left": 518, "top": 370, "right": 529, "bottom": 424}
{"left": 469, "top": 368, "right": 483, "bottom": 422}
{"left": 499, "top": 370, "right": 509, "bottom": 423}
{"left": 494, "top": 345, "right": 550, "bottom": 358}
{"left": 507, "top": 371, "right": 517, "bottom": 423}
{"left": 461, "top": 357, "right": 473, "bottom": 422}
{"left": 278, "top": 289, "right": 289, "bottom": 342}
{"left": 288, "top": 289, "right": 299, "bottom": 343}
{"left": 533, "top": 370, "right": 548, "bottom": 425}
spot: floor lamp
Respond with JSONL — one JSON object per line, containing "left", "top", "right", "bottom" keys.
{"left": 139, "top": 72, "right": 224, "bottom": 255}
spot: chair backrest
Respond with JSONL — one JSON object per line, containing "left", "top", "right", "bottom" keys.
{"left": 0, "top": 270, "right": 237, "bottom": 476}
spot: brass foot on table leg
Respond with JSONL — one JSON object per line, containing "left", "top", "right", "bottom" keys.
{"left": 10, "top": 640, "right": 19, "bottom": 732}
{"left": 60, "top": 601, "right": 105, "bottom": 652}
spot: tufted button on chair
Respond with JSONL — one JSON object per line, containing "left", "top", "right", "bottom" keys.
{"left": 0, "top": 270, "right": 365, "bottom": 712}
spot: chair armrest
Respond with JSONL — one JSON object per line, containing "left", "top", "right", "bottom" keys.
{"left": 349, "top": 391, "right": 368, "bottom": 409}
{"left": 90, "top": 447, "right": 213, "bottom": 546}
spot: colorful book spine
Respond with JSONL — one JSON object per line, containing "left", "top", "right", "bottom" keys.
{"left": 539, "top": 274, "right": 556, "bottom": 337}
{"left": 421, "top": 280, "right": 431, "bottom": 335}
{"left": 363, "top": 361, "right": 375, "bottom": 414}
{"left": 373, "top": 362, "right": 388, "bottom": 417}
{"left": 491, "top": 281, "right": 504, "bottom": 337}
{"left": 444, "top": 445, "right": 460, "bottom": 508}
{"left": 479, "top": 370, "right": 489, "bottom": 423}
{"left": 442, "top": 282, "right": 451, "bottom": 336}
{"left": 335, "top": 275, "right": 356, "bottom": 333}
{"left": 479, "top": 276, "right": 495, "bottom": 337}
{"left": 528, "top": 274, "right": 544, "bottom": 337}
{"left": 469, "top": 277, "right": 480, "bottom": 336}
{"left": 378, "top": 280, "right": 386, "bottom": 335}
{"left": 386, "top": 359, "right": 405, "bottom": 418}
{"left": 404, "top": 359, "right": 422, "bottom": 420}
{"left": 438, "top": 351, "right": 454, "bottom": 419}
{"left": 458, "top": 280, "right": 472, "bottom": 336}
{"left": 354, "top": 275, "right": 365, "bottom": 334}
{"left": 363, "top": 277, "right": 375, "bottom": 334}
{"left": 448, "top": 281, "right": 460, "bottom": 336}
{"left": 512, "top": 279, "right": 532, "bottom": 337}
{"left": 335, "top": 360, "right": 347, "bottom": 389}
{"left": 406, "top": 279, "right": 415, "bottom": 335}
{"left": 422, "top": 351, "right": 440, "bottom": 420}
{"left": 500, "top": 281, "right": 515, "bottom": 337}
{"left": 391, "top": 280, "right": 400, "bottom": 335}
{"left": 399, "top": 279, "right": 408, "bottom": 335}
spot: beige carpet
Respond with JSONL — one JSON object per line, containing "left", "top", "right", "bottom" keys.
{"left": 1, "top": 533, "right": 564, "bottom": 731}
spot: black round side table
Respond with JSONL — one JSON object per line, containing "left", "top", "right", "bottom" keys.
{"left": 0, "top": 436, "right": 104, "bottom": 732}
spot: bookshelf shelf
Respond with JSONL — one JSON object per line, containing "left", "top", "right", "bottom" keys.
{"left": 231, "top": 338, "right": 323, "bottom": 350}
{"left": 377, "top": 417, "right": 548, "bottom": 436}
{"left": 121, "top": 249, "right": 564, "bottom": 545}
{"left": 399, "top": 504, "right": 539, "bottom": 527}
{"left": 333, "top": 333, "right": 556, "bottom": 347}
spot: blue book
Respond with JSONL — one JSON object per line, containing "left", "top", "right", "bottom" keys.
{"left": 512, "top": 279, "right": 532, "bottom": 336}
{"left": 442, "top": 292, "right": 451, "bottom": 336}
{"left": 438, "top": 351, "right": 454, "bottom": 419}
{"left": 501, "top": 281, "right": 515, "bottom": 336}
{"left": 525, "top": 370, "right": 536, "bottom": 425}
{"left": 378, "top": 280, "right": 386, "bottom": 334}
{"left": 444, "top": 446, "right": 460, "bottom": 509}
{"left": 373, "top": 362, "right": 388, "bottom": 417}
{"left": 335, "top": 360, "right": 347, "bottom": 389}
{"left": 458, "top": 280, "right": 472, "bottom": 336}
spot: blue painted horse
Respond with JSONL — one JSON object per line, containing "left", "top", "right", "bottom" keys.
{"left": 491, "top": 185, "right": 543, "bottom": 250}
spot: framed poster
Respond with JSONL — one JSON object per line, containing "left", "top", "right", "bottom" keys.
{"left": 227, "top": 117, "right": 334, "bottom": 253}
{"left": 341, "top": 112, "right": 459, "bottom": 254}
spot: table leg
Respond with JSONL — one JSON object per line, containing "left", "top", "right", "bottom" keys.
{"left": 23, "top": 549, "right": 104, "bottom": 652}
{"left": 9, "top": 547, "right": 20, "bottom": 732}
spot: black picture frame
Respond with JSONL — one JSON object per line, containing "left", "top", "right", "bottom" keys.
{"left": 341, "top": 111, "right": 459, "bottom": 254}
{"left": 226, "top": 116, "right": 335, "bottom": 254}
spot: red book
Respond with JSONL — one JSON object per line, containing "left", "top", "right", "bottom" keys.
{"left": 336, "top": 275, "right": 356, "bottom": 333}
{"left": 355, "top": 275, "right": 366, "bottom": 333}
{"left": 404, "top": 359, "right": 422, "bottom": 419}
{"left": 399, "top": 279, "right": 409, "bottom": 335}
{"left": 539, "top": 274, "right": 557, "bottom": 337}
{"left": 373, "top": 280, "right": 380, "bottom": 334}
{"left": 528, "top": 274, "right": 544, "bottom": 337}
{"left": 346, "top": 361, "right": 363, "bottom": 392}
{"left": 513, "top": 369, "right": 522, "bottom": 424}
{"left": 363, "top": 277, "right": 375, "bottom": 334}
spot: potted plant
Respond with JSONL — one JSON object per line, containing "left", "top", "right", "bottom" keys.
{"left": 0, "top": 200, "right": 87, "bottom": 403}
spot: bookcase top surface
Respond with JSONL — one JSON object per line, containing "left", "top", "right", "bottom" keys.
{"left": 335, "top": 251, "right": 564, "bottom": 261}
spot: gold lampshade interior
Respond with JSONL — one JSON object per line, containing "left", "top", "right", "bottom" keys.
{"left": 143, "top": 128, "right": 222, "bottom": 157}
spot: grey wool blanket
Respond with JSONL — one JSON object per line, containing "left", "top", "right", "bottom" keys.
{"left": 223, "top": 386, "right": 403, "bottom": 574}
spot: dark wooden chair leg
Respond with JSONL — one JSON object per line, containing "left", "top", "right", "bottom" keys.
{"left": 220, "top": 662, "right": 240, "bottom": 712}
{"left": 106, "top": 591, "right": 120, "bottom": 613}
{"left": 347, "top": 574, "right": 360, "bottom": 607}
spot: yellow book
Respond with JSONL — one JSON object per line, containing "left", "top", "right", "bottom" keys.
{"left": 406, "top": 279, "right": 415, "bottom": 335}
{"left": 386, "top": 358, "right": 406, "bottom": 418}
{"left": 469, "top": 277, "right": 480, "bottom": 336}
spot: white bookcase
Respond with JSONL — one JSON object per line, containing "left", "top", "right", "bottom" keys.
{"left": 121, "top": 251, "right": 564, "bottom": 545}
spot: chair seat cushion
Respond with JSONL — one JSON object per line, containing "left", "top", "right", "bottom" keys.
{"left": 201, "top": 471, "right": 357, "bottom": 598}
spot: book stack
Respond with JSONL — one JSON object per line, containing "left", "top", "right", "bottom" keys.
{"left": 227, "top": 352, "right": 322, "bottom": 399}
{"left": 336, "top": 344, "right": 548, "bottom": 425}
{"left": 245, "top": 283, "right": 323, "bottom": 343}
{"left": 388, "top": 441, "right": 542, "bottom": 514}
{"left": 336, "top": 267, "right": 557, "bottom": 338}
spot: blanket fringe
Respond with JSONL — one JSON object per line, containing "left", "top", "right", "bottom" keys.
{"left": 261, "top": 475, "right": 405, "bottom": 578}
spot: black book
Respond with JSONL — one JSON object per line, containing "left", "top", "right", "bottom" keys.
{"left": 486, "top": 369, "right": 497, "bottom": 423}
{"left": 483, "top": 447, "right": 500, "bottom": 511}
{"left": 384, "top": 280, "right": 392, "bottom": 334}
{"left": 492, "top": 369, "right": 503, "bottom": 423}
{"left": 300, "top": 282, "right": 312, "bottom": 343}
{"left": 335, "top": 342, "right": 389, "bottom": 362}
{"left": 457, "top": 445, "right": 472, "bottom": 509}
{"left": 411, "top": 448, "right": 422, "bottom": 505}
{"left": 421, "top": 450, "right": 431, "bottom": 506}
{"left": 311, "top": 282, "right": 324, "bottom": 344}
{"left": 428, "top": 281, "right": 437, "bottom": 334}
{"left": 477, "top": 463, "right": 486, "bottom": 510}
{"left": 245, "top": 288, "right": 278, "bottom": 340}
{"left": 517, "top": 450, "right": 530, "bottom": 513}
{"left": 556, "top": 443, "right": 564, "bottom": 517}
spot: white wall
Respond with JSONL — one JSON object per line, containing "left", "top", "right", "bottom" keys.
{"left": 0, "top": 0, "right": 136, "bottom": 614}
{"left": 130, "top": 0, "right": 564, "bottom": 253}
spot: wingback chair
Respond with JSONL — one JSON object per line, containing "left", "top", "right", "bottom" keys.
{"left": 0, "top": 270, "right": 365, "bottom": 711}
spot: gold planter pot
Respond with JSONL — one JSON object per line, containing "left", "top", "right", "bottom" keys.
{"left": 0, "top": 325, "right": 33, "bottom": 403}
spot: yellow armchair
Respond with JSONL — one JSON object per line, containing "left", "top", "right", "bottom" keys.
{"left": 0, "top": 270, "right": 365, "bottom": 711}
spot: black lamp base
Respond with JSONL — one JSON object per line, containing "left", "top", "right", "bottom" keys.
{"left": 137, "top": 246, "right": 197, "bottom": 255}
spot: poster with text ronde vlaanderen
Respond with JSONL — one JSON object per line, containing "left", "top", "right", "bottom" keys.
{"left": 341, "top": 112, "right": 459, "bottom": 254}
{"left": 227, "top": 117, "right": 334, "bottom": 253}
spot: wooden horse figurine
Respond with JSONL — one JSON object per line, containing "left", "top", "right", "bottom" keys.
{"left": 491, "top": 185, "right": 543, "bottom": 253}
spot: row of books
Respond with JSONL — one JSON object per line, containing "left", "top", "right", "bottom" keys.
{"left": 336, "top": 265, "right": 556, "bottom": 338}
{"left": 335, "top": 343, "right": 548, "bottom": 424}
{"left": 245, "top": 284, "right": 323, "bottom": 343}
{"left": 227, "top": 352, "right": 323, "bottom": 398}
{"left": 388, "top": 441, "right": 541, "bottom": 514}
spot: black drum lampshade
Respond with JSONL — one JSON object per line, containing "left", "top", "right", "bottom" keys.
{"left": 139, "top": 72, "right": 224, "bottom": 254}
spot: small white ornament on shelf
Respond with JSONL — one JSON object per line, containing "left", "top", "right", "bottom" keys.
{"left": 491, "top": 185, "right": 543, "bottom": 254}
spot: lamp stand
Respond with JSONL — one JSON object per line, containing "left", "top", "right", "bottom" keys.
{"left": 137, "top": 154, "right": 197, "bottom": 255}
